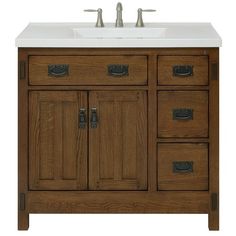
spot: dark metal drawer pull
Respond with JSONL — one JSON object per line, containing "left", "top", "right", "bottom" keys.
{"left": 48, "top": 64, "right": 69, "bottom": 77}
{"left": 90, "top": 108, "right": 98, "bottom": 128}
{"left": 173, "top": 65, "right": 193, "bottom": 77}
{"left": 107, "top": 64, "right": 129, "bottom": 77}
{"left": 173, "top": 109, "right": 193, "bottom": 120}
{"left": 79, "top": 108, "right": 86, "bottom": 128}
{"left": 173, "top": 161, "right": 193, "bottom": 173}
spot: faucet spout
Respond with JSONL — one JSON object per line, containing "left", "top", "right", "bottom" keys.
{"left": 115, "top": 2, "right": 124, "bottom": 27}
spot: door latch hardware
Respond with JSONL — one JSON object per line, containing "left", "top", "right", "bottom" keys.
{"left": 90, "top": 108, "right": 98, "bottom": 128}
{"left": 79, "top": 108, "right": 86, "bottom": 128}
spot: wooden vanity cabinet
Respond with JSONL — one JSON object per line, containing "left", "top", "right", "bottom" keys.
{"left": 28, "top": 90, "right": 147, "bottom": 191}
{"left": 18, "top": 48, "right": 219, "bottom": 230}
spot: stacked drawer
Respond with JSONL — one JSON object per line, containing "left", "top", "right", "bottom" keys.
{"left": 157, "top": 56, "right": 209, "bottom": 190}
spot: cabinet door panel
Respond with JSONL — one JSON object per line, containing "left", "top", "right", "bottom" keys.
{"left": 89, "top": 91, "right": 147, "bottom": 190}
{"left": 29, "top": 91, "right": 87, "bottom": 190}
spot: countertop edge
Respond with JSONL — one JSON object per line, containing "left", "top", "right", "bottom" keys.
{"left": 15, "top": 22, "right": 222, "bottom": 48}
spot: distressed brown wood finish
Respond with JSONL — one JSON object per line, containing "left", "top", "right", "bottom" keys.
{"left": 29, "top": 56, "right": 147, "bottom": 85}
{"left": 158, "top": 56, "right": 208, "bottom": 85}
{"left": 29, "top": 91, "right": 87, "bottom": 190}
{"left": 27, "top": 191, "right": 208, "bottom": 213}
{"left": 89, "top": 91, "right": 147, "bottom": 190}
{"left": 158, "top": 91, "right": 209, "bottom": 138}
{"left": 18, "top": 49, "right": 29, "bottom": 230}
{"left": 157, "top": 143, "right": 208, "bottom": 190}
{"left": 148, "top": 55, "right": 157, "bottom": 192}
{"left": 18, "top": 47, "right": 219, "bottom": 230}
{"left": 208, "top": 48, "right": 219, "bottom": 230}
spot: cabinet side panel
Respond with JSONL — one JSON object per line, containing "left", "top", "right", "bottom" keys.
{"left": 18, "top": 49, "right": 29, "bottom": 230}
{"left": 208, "top": 48, "right": 219, "bottom": 230}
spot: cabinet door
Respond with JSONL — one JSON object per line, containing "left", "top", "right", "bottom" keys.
{"left": 29, "top": 91, "right": 87, "bottom": 190}
{"left": 89, "top": 91, "right": 147, "bottom": 190}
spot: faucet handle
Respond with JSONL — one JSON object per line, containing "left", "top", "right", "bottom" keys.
{"left": 140, "top": 9, "right": 156, "bottom": 12}
{"left": 136, "top": 8, "right": 156, "bottom": 27}
{"left": 84, "top": 8, "right": 104, "bottom": 27}
{"left": 84, "top": 9, "right": 99, "bottom": 12}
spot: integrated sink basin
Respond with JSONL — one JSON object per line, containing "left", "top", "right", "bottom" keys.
{"left": 15, "top": 23, "right": 222, "bottom": 48}
{"left": 73, "top": 27, "right": 167, "bottom": 39}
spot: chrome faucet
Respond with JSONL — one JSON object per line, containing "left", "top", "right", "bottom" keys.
{"left": 136, "top": 8, "right": 156, "bottom": 27}
{"left": 115, "top": 2, "right": 124, "bottom": 27}
{"left": 84, "top": 8, "right": 104, "bottom": 27}
{"left": 84, "top": 3, "right": 156, "bottom": 28}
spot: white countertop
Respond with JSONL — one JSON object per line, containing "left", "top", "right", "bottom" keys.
{"left": 15, "top": 23, "right": 222, "bottom": 48}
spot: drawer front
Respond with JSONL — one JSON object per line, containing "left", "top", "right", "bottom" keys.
{"left": 29, "top": 56, "right": 147, "bottom": 85}
{"left": 158, "top": 56, "right": 208, "bottom": 85}
{"left": 157, "top": 143, "right": 208, "bottom": 190}
{"left": 158, "top": 91, "right": 208, "bottom": 137}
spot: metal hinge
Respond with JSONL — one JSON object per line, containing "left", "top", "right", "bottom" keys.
{"left": 19, "top": 61, "right": 26, "bottom": 80}
{"left": 211, "top": 63, "right": 218, "bottom": 80}
{"left": 211, "top": 193, "right": 218, "bottom": 211}
{"left": 19, "top": 193, "right": 25, "bottom": 211}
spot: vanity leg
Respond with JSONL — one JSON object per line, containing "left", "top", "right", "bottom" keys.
{"left": 18, "top": 212, "right": 29, "bottom": 230}
{"left": 209, "top": 206, "right": 219, "bottom": 230}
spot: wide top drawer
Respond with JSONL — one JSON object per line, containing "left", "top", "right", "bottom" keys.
{"left": 158, "top": 56, "right": 208, "bottom": 85}
{"left": 29, "top": 56, "right": 147, "bottom": 85}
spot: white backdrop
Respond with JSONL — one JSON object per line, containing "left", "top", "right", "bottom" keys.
{"left": 0, "top": 0, "right": 235, "bottom": 235}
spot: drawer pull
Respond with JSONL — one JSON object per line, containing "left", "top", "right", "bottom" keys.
{"left": 48, "top": 64, "right": 69, "bottom": 77}
{"left": 173, "top": 65, "right": 193, "bottom": 77}
{"left": 90, "top": 108, "right": 98, "bottom": 128}
{"left": 173, "top": 161, "right": 193, "bottom": 173}
{"left": 107, "top": 64, "right": 129, "bottom": 77}
{"left": 173, "top": 109, "right": 193, "bottom": 120}
{"left": 79, "top": 108, "right": 86, "bottom": 128}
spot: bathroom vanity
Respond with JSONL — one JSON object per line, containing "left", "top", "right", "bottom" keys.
{"left": 16, "top": 22, "right": 221, "bottom": 230}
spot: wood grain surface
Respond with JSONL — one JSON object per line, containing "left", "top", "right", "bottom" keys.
{"left": 158, "top": 91, "right": 208, "bottom": 138}
{"left": 157, "top": 143, "right": 208, "bottom": 190}
{"left": 158, "top": 56, "right": 208, "bottom": 85}
{"left": 29, "top": 91, "right": 87, "bottom": 190}
{"left": 18, "top": 47, "right": 219, "bottom": 230}
{"left": 89, "top": 91, "right": 147, "bottom": 190}
{"left": 29, "top": 56, "right": 147, "bottom": 85}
